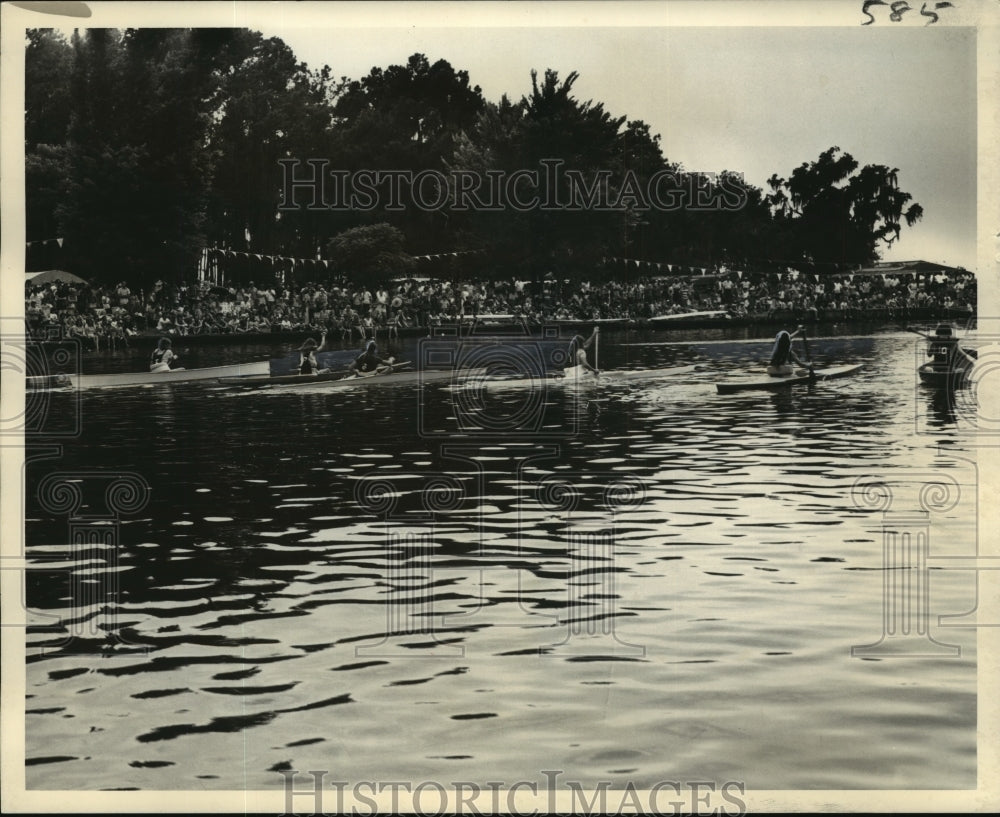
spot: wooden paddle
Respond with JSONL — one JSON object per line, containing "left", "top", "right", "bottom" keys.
{"left": 351, "top": 360, "right": 413, "bottom": 379}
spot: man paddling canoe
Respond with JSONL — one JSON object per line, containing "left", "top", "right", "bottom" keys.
{"left": 349, "top": 340, "right": 395, "bottom": 376}
{"left": 568, "top": 327, "right": 600, "bottom": 376}
{"left": 767, "top": 326, "right": 812, "bottom": 377}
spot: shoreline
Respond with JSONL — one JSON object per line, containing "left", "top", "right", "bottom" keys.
{"left": 27, "top": 306, "right": 976, "bottom": 352}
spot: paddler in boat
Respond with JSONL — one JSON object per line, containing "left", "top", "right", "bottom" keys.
{"left": 766, "top": 326, "right": 812, "bottom": 377}
{"left": 568, "top": 327, "right": 600, "bottom": 376}
{"left": 349, "top": 339, "right": 395, "bottom": 376}
{"left": 297, "top": 331, "right": 329, "bottom": 375}
{"left": 149, "top": 337, "right": 179, "bottom": 372}
{"left": 928, "top": 324, "right": 959, "bottom": 367}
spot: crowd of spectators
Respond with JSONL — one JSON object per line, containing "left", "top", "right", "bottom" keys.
{"left": 24, "top": 267, "right": 977, "bottom": 350}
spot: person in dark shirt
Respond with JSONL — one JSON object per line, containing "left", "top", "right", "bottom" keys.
{"left": 349, "top": 340, "right": 395, "bottom": 376}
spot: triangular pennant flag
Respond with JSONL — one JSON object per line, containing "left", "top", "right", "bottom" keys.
{"left": 56, "top": 238, "right": 64, "bottom": 248}
{"left": 322, "top": 260, "right": 329, "bottom": 268}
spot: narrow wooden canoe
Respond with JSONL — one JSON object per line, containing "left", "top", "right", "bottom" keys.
{"left": 219, "top": 368, "right": 361, "bottom": 388}
{"left": 232, "top": 364, "right": 488, "bottom": 390}
{"left": 27, "top": 360, "right": 270, "bottom": 390}
{"left": 650, "top": 310, "right": 729, "bottom": 322}
{"left": 468, "top": 364, "right": 697, "bottom": 389}
{"left": 917, "top": 360, "right": 973, "bottom": 388}
{"left": 222, "top": 362, "right": 410, "bottom": 388}
{"left": 715, "top": 363, "right": 864, "bottom": 394}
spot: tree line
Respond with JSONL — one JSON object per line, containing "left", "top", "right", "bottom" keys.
{"left": 26, "top": 28, "right": 924, "bottom": 289}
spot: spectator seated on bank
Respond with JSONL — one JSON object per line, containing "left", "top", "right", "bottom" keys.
{"left": 24, "top": 267, "right": 978, "bottom": 347}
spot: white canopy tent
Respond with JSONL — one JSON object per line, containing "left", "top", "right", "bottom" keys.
{"left": 24, "top": 270, "right": 88, "bottom": 286}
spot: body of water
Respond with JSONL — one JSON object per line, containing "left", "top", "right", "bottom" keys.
{"left": 22, "top": 327, "right": 979, "bottom": 791}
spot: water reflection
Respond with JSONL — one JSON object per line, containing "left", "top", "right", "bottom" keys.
{"left": 926, "top": 386, "right": 959, "bottom": 427}
{"left": 22, "top": 330, "right": 976, "bottom": 790}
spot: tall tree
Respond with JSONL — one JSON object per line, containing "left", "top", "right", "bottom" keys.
{"left": 207, "top": 32, "right": 335, "bottom": 274}
{"left": 25, "top": 29, "right": 73, "bottom": 150}
{"left": 614, "top": 119, "right": 671, "bottom": 262}
{"left": 25, "top": 29, "right": 74, "bottom": 258}
{"left": 766, "top": 146, "right": 923, "bottom": 265}
{"left": 517, "top": 69, "right": 627, "bottom": 280}
{"left": 325, "top": 222, "right": 415, "bottom": 285}
{"left": 54, "top": 29, "right": 230, "bottom": 287}
{"left": 56, "top": 29, "right": 134, "bottom": 284}
{"left": 334, "top": 53, "right": 484, "bottom": 164}
{"left": 329, "top": 54, "right": 486, "bottom": 255}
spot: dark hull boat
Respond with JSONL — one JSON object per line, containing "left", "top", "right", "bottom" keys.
{"left": 917, "top": 324, "right": 976, "bottom": 389}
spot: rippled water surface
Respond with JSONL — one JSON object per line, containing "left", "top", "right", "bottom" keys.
{"left": 23, "top": 329, "right": 979, "bottom": 790}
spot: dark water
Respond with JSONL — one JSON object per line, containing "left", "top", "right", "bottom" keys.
{"left": 22, "top": 328, "right": 979, "bottom": 790}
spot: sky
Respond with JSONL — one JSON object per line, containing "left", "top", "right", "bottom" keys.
{"left": 6, "top": 1, "right": 987, "bottom": 271}
{"left": 271, "top": 23, "right": 979, "bottom": 270}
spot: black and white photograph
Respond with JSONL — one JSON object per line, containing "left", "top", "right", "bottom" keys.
{"left": 2, "top": 1, "right": 997, "bottom": 813}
